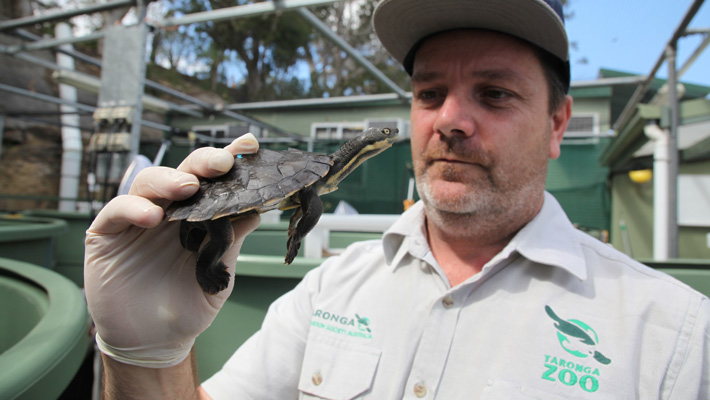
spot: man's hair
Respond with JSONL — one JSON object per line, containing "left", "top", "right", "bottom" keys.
{"left": 534, "top": 46, "right": 568, "bottom": 115}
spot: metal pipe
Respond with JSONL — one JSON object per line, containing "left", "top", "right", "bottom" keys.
{"left": 644, "top": 123, "right": 671, "bottom": 261}
{"left": 4, "top": 31, "right": 106, "bottom": 54}
{"left": 12, "top": 28, "right": 103, "bottom": 66}
{"left": 220, "top": 109, "right": 301, "bottom": 140}
{"left": 570, "top": 76, "right": 646, "bottom": 88}
{"left": 0, "top": 82, "right": 97, "bottom": 113}
{"left": 227, "top": 92, "right": 409, "bottom": 110}
{"left": 157, "top": 0, "right": 341, "bottom": 28}
{"left": 683, "top": 27, "right": 710, "bottom": 35}
{"left": 56, "top": 23, "right": 83, "bottom": 212}
{"left": 52, "top": 69, "right": 204, "bottom": 117}
{"left": 0, "top": 82, "right": 174, "bottom": 132}
{"left": 295, "top": 8, "right": 410, "bottom": 101}
{"left": 0, "top": 46, "right": 64, "bottom": 70}
{"left": 225, "top": 75, "right": 648, "bottom": 111}
{"left": 7, "top": 29, "right": 297, "bottom": 135}
{"left": 0, "top": 116, "right": 4, "bottom": 159}
{"left": 679, "top": 31, "right": 710, "bottom": 77}
{"left": 612, "top": 0, "right": 705, "bottom": 132}
{"left": 9, "top": 30, "right": 215, "bottom": 111}
{"left": 0, "top": 0, "right": 136, "bottom": 32}
{"left": 666, "top": 44, "right": 680, "bottom": 259}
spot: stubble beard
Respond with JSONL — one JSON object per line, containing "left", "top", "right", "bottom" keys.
{"left": 415, "top": 146, "right": 549, "bottom": 240}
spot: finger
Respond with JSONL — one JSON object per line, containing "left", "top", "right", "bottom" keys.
{"left": 232, "top": 213, "right": 261, "bottom": 240}
{"left": 176, "top": 146, "right": 236, "bottom": 178}
{"left": 87, "top": 195, "right": 164, "bottom": 235}
{"left": 224, "top": 133, "right": 259, "bottom": 156}
{"left": 221, "top": 214, "right": 262, "bottom": 270}
{"left": 177, "top": 133, "right": 260, "bottom": 178}
{"left": 129, "top": 166, "right": 200, "bottom": 201}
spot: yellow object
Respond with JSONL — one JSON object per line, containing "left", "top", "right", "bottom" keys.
{"left": 629, "top": 169, "right": 653, "bottom": 184}
{"left": 403, "top": 199, "right": 415, "bottom": 211}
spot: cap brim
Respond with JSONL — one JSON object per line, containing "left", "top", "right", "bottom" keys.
{"left": 373, "top": 0, "right": 569, "bottom": 66}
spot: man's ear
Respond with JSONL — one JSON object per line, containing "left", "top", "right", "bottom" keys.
{"left": 549, "top": 95, "right": 573, "bottom": 160}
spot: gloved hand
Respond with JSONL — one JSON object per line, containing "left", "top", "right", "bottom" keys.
{"left": 84, "top": 133, "right": 261, "bottom": 368}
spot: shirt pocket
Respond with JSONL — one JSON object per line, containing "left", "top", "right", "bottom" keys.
{"left": 479, "top": 379, "right": 568, "bottom": 400}
{"left": 298, "top": 333, "right": 381, "bottom": 400}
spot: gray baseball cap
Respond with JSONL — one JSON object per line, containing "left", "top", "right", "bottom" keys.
{"left": 373, "top": 0, "right": 570, "bottom": 90}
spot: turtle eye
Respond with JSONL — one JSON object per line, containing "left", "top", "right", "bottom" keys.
{"left": 383, "top": 128, "right": 391, "bottom": 135}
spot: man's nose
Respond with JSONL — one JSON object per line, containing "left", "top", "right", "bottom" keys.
{"left": 433, "top": 94, "right": 475, "bottom": 139}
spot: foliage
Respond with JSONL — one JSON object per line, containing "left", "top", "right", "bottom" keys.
{"left": 149, "top": 0, "right": 409, "bottom": 102}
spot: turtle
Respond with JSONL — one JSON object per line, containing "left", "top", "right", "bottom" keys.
{"left": 165, "top": 126, "right": 399, "bottom": 294}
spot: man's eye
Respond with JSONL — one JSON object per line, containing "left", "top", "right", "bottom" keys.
{"left": 417, "top": 90, "right": 440, "bottom": 101}
{"left": 484, "top": 89, "right": 509, "bottom": 100}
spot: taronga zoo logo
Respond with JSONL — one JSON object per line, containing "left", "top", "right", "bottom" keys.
{"left": 545, "top": 306, "right": 611, "bottom": 365}
{"left": 541, "top": 306, "right": 611, "bottom": 393}
{"left": 310, "top": 309, "right": 373, "bottom": 339}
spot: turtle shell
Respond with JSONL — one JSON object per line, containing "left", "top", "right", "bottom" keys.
{"left": 165, "top": 148, "right": 333, "bottom": 222}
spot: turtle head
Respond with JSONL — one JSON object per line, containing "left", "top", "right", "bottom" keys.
{"left": 358, "top": 126, "right": 400, "bottom": 149}
{"left": 323, "top": 127, "right": 399, "bottom": 191}
{"left": 341, "top": 126, "right": 399, "bottom": 157}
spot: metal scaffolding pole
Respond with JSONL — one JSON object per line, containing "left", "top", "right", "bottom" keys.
{"left": 665, "top": 44, "right": 680, "bottom": 260}
{"left": 0, "top": 82, "right": 96, "bottom": 114}
{"left": 156, "top": 0, "right": 341, "bottom": 28}
{"left": 612, "top": 0, "right": 705, "bottom": 132}
{"left": 5, "top": 29, "right": 299, "bottom": 137}
{"left": 0, "top": 0, "right": 136, "bottom": 32}
{"left": 3, "top": 31, "right": 106, "bottom": 54}
{"left": 295, "top": 8, "right": 410, "bottom": 101}
{"left": 12, "top": 28, "right": 102, "bottom": 67}
{"left": 0, "top": 82, "right": 174, "bottom": 133}
{"left": 678, "top": 28, "right": 710, "bottom": 77}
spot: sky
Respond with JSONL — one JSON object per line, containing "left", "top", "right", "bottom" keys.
{"left": 565, "top": 0, "right": 710, "bottom": 89}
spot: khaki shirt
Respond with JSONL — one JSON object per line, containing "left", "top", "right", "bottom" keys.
{"left": 204, "top": 193, "right": 709, "bottom": 399}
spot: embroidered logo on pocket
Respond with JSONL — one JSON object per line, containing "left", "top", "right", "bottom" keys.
{"left": 310, "top": 309, "right": 373, "bottom": 339}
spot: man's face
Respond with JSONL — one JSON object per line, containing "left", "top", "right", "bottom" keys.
{"left": 410, "top": 30, "right": 569, "bottom": 226}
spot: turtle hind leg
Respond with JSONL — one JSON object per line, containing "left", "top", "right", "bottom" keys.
{"left": 285, "top": 186, "right": 322, "bottom": 264}
{"left": 195, "top": 217, "right": 234, "bottom": 294}
{"left": 179, "top": 221, "right": 207, "bottom": 252}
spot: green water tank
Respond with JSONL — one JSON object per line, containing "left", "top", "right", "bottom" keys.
{"left": 0, "top": 258, "right": 89, "bottom": 400}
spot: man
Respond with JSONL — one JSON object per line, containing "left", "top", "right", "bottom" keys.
{"left": 85, "top": 0, "right": 710, "bottom": 398}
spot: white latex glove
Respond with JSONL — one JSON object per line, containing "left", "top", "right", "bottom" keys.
{"left": 84, "top": 134, "right": 261, "bottom": 368}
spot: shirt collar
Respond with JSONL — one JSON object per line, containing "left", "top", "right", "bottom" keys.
{"left": 383, "top": 200, "right": 427, "bottom": 268}
{"left": 500, "top": 192, "right": 587, "bottom": 280}
{"left": 382, "top": 192, "right": 587, "bottom": 280}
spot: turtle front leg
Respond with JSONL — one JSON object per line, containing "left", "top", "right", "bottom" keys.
{"left": 195, "top": 217, "right": 234, "bottom": 294}
{"left": 285, "top": 186, "right": 322, "bottom": 264}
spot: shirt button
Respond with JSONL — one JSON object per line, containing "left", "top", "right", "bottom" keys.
{"left": 413, "top": 382, "right": 427, "bottom": 398}
{"left": 442, "top": 295, "right": 454, "bottom": 309}
{"left": 312, "top": 372, "right": 323, "bottom": 386}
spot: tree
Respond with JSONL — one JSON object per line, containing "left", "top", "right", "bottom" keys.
{"left": 167, "top": 0, "right": 313, "bottom": 101}
{"left": 153, "top": 0, "right": 409, "bottom": 101}
{"left": 304, "top": 0, "right": 408, "bottom": 97}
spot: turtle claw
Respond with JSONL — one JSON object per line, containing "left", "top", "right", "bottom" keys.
{"left": 284, "top": 237, "right": 301, "bottom": 264}
{"left": 196, "top": 259, "right": 230, "bottom": 295}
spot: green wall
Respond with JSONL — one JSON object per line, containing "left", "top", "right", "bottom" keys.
{"left": 547, "top": 137, "right": 612, "bottom": 232}
{"left": 610, "top": 160, "right": 710, "bottom": 259}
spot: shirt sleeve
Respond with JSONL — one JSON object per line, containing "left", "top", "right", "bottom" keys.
{"left": 201, "top": 263, "right": 326, "bottom": 399}
{"left": 665, "top": 295, "right": 710, "bottom": 400}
